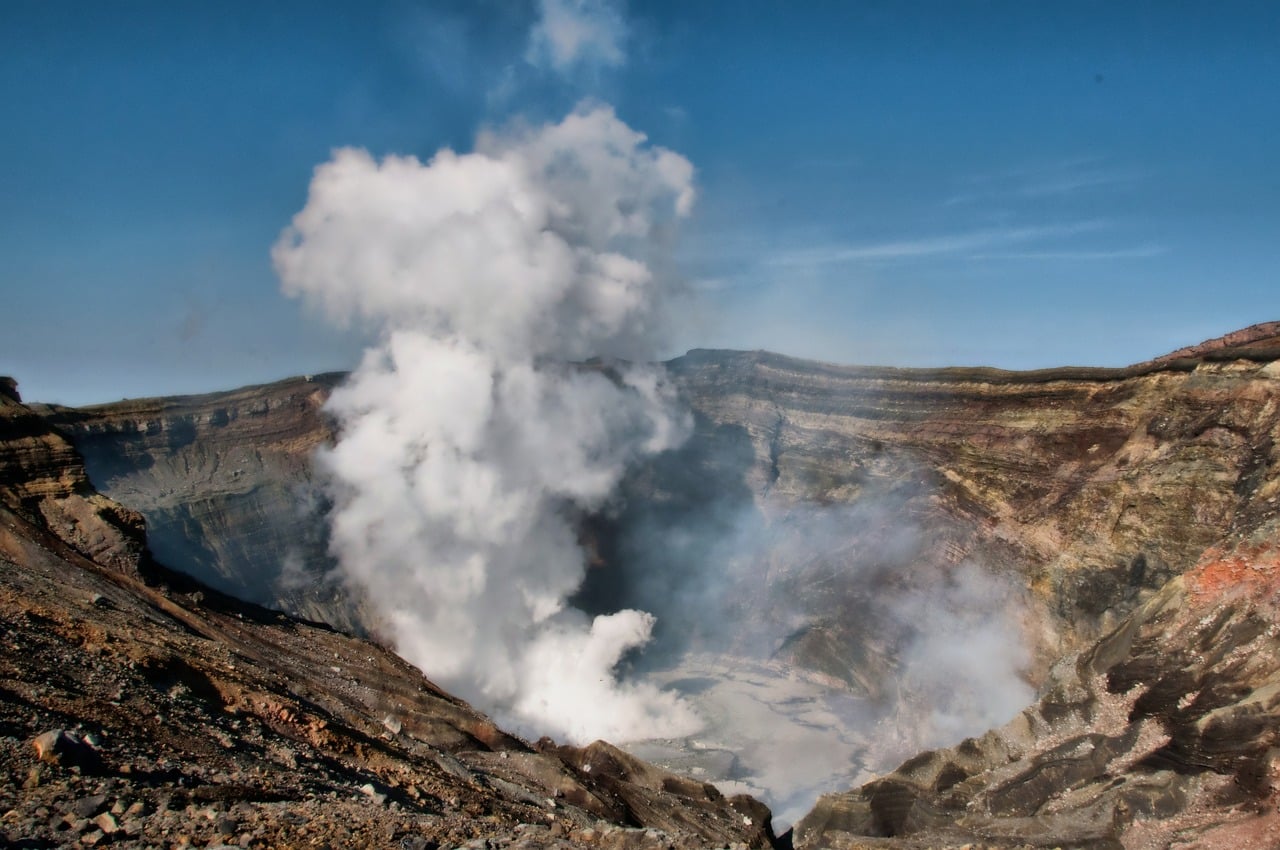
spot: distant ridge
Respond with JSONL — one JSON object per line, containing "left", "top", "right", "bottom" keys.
{"left": 677, "top": 320, "right": 1280, "bottom": 388}
{"left": 1149, "top": 319, "right": 1280, "bottom": 363}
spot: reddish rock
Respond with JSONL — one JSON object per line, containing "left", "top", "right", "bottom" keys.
{"left": 31, "top": 731, "right": 99, "bottom": 770}
{"left": 796, "top": 537, "right": 1280, "bottom": 849}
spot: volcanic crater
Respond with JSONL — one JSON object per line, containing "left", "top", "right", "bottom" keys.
{"left": 6, "top": 321, "right": 1280, "bottom": 848}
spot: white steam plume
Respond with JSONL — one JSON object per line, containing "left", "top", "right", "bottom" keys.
{"left": 273, "top": 104, "right": 700, "bottom": 743}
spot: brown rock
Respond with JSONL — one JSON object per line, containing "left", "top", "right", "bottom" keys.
{"left": 71, "top": 795, "right": 108, "bottom": 818}
{"left": 0, "top": 391, "right": 146, "bottom": 574}
{"left": 93, "top": 812, "right": 119, "bottom": 834}
{"left": 795, "top": 541, "right": 1280, "bottom": 849}
{"left": 32, "top": 731, "right": 99, "bottom": 770}
{"left": 0, "top": 376, "right": 19, "bottom": 403}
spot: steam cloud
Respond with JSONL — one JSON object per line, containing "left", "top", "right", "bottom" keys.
{"left": 274, "top": 104, "right": 700, "bottom": 743}
{"left": 272, "top": 65, "right": 1036, "bottom": 820}
{"left": 590, "top": 462, "right": 1036, "bottom": 826}
{"left": 893, "top": 562, "right": 1033, "bottom": 748}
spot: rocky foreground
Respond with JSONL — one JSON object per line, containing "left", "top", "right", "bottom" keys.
{"left": 0, "top": 381, "right": 774, "bottom": 849}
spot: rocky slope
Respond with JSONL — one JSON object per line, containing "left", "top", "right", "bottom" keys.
{"left": 0, "top": 378, "right": 146, "bottom": 576}
{"left": 32, "top": 323, "right": 1280, "bottom": 817}
{"left": 0, "top": 382, "right": 775, "bottom": 850}
{"left": 793, "top": 539, "right": 1280, "bottom": 850}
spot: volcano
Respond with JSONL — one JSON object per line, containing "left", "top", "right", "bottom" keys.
{"left": 7, "top": 321, "right": 1280, "bottom": 846}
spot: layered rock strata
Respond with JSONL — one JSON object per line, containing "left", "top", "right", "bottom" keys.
{"left": 656, "top": 325, "right": 1280, "bottom": 673}
{"left": 38, "top": 323, "right": 1280, "bottom": 708}
{"left": 36, "top": 373, "right": 360, "bottom": 632}
{"left": 1, "top": 381, "right": 145, "bottom": 575}
{"left": 794, "top": 541, "right": 1280, "bottom": 849}
{"left": 0, "top": 380, "right": 776, "bottom": 850}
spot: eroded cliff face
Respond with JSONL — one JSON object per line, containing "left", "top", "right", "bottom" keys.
{"left": 41, "top": 324, "right": 1280, "bottom": 690}
{"left": 0, "top": 380, "right": 146, "bottom": 575}
{"left": 10, "top": 323, "right": 1280, "bottom": 846}
{"left": 586, "top": 325, "right": 1280, "bottom": 699}
{"left": 36, "top": 373, "right": 362, "bottom": 632}
{"left": 0, "top": 381, "right": 776, "bottom": 850}
{"left": 793, "top": 539, "right": 1280, "bottom": 850}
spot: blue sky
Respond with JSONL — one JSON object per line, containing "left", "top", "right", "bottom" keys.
{"left": 3, "top": 1, "right": 1278, "bottom": 405}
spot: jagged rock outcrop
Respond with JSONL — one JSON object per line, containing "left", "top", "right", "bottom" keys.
{"left": 0, "top": 382, "right": 776, "bottom": 849}
{"left": 0, "top": 379, "right": 145, "bottom": 574}
{"left": 1147, "top": 319, "right": 1280, "bottom": 364}
{"left": 793, "top": 540, "right": 1280, "bottom": 849}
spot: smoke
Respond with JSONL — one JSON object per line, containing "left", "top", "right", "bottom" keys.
{"left": 259, "top": 0, "right": 1045, "bottom": 827}
{"left": 273, "top": 104, "right": 701, "bottom": 743}
{"left": 892, "top": 561, "right": 1034, "bottom": 748}
{"left": 272, "top": 94, "right": 1035, "bottom": 793}
{"left": 678, "top": 511, "right": 1033, "bottom": 829}
{"left": 584, "top": 447, "right": 1036, "bottom": 825}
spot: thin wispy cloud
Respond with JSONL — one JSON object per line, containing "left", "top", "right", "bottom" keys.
{"left": 982, "top": 155, "right": 1111, "bottom": 185}
{"left": 792, "top": 154, "right": 863, "bottom": 171}
{"left": 1015, "top": 169, "right": 1136, "bottom": 198}
{"left": 403, "top": 9, "right": 474, "bottom": 94}
{"left": 690, "top": 277, "right": 733, "bottom": 292}
{"left": 943, "top": 157, "right": 1142, "bottom": 206}
{"left": 768, "top": 222, "right": 1105, "bottom": 268}
{"left": 526, "top": 0, "right": 627, "bottom": 74}
{"left": 971, "top": 244, "right": 1167, "bottom": 261}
